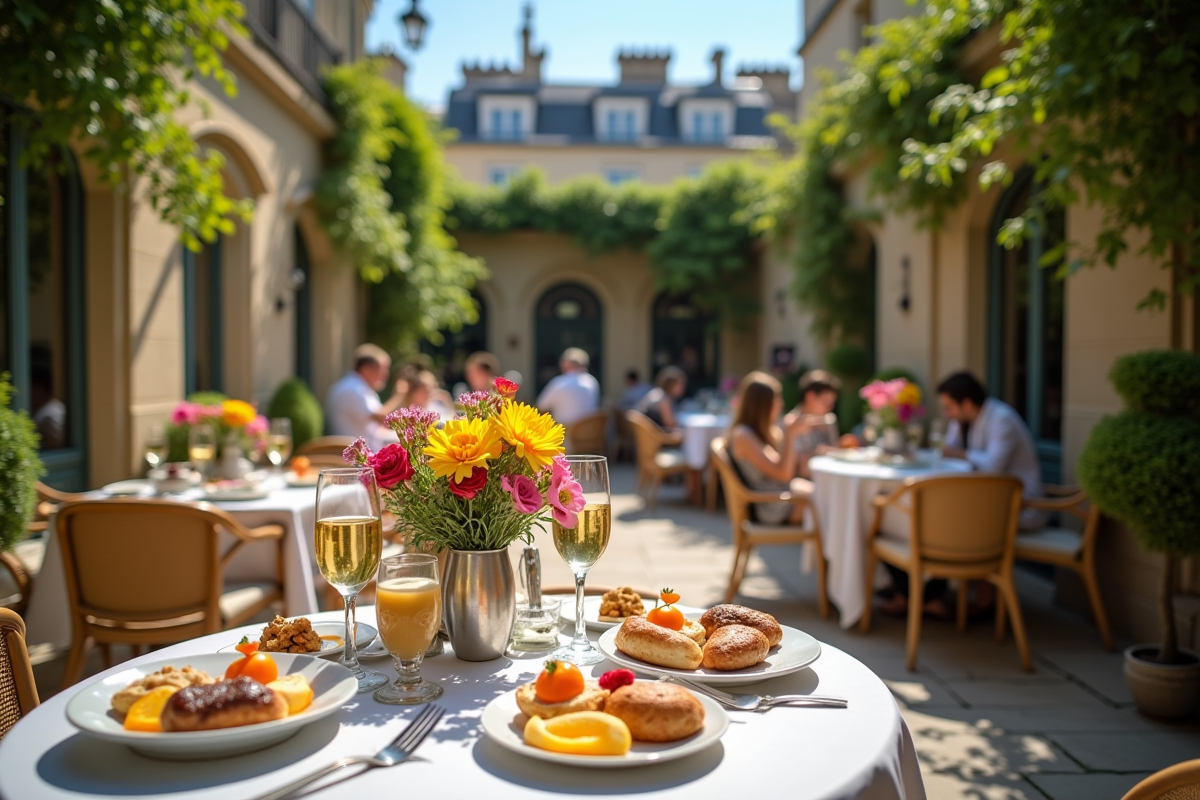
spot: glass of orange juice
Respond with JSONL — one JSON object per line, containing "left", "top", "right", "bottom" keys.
{"left": 373, "top": 553, "right": 444, "bottom": 705}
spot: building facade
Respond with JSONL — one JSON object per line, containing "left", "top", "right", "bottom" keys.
{"left": 1, "top": 0, "right": 374, "bottom": 489}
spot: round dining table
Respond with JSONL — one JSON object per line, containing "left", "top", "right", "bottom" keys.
{"left": 809, "top": 452, "right": 973, "bottom": 629}
{"left": 0, "top": 609, "right": 925, "bottom": 800}
{"left": 676, "top": 412, "right": 730, "bottom": 471}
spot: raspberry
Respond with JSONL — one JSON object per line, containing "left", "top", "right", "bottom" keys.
{"left": 598, "top": 669, "right": 636, "bottom": 691}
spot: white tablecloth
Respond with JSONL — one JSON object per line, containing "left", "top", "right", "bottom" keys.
{"left": 810, "top": 454, "right": 973, "bottom": 629}
{"left": 0, "top": 609, "right": 925, "bottom": 800}
{"left": 677, "top": 413, "right": 730, "bottom": 470}
{"left": 23, "top": 485, "right": 319, "bottom": 649}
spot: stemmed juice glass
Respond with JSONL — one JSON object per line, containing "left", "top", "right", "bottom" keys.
{"left": 267, "top": 418, "right": 293, "bottom": 471}
{"left": 188, "top": 423, "right": 216, "bottom": 479}
{"left": 552, "top": 455, "right": 611, "bottom": 666}
{"left": 145, "top": 423, "right": 167, "bottom": 470}
{"left": 315, "top": 468, "right": 389, "bottom": 693}
{"left": 374, "top": 553, "right": 444, "bottom": 705}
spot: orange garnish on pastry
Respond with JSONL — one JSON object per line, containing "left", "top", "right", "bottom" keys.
{"left": 534, "top": 660, "right": 585, "bottom": 703}
{"left": 646, "top": 605, "right": 684, "bottom": 631}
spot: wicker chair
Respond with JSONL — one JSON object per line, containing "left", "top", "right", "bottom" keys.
{"left": 1122, "top": 760, "right": 1200, "bottom": 800}
{"left": 861, "top": 474, "right": 1031, "bottom": 671}
{"left": 295, "top": 436, "right": 357, "bottom": 465}
{"left": 624, "top": 410, "right": 687, "bottom": 511}
{"left": 0, "top": 608, "right": 38, "bottom": 740}
{"left": 565, "top": 410, "right": 609, "bottom": 457}
{"left": 710, "top": 438, "right": 829, "bottom": 612}
{"left": 56, "top": 499, "right": 286, "bottom": 689}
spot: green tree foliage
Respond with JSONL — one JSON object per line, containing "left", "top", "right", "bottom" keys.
{"left": 318, "top": 59, "right": 485, "bottom": 352}
{"left": 0, "top": 0, "right": 253, "bottom": 249}
{"left": 266, "top": 379, "right": 324, "bottom": 448}
{"left": 0, "top": 375, "right": 44, "bottom": 552}
{"left": 1078, "top": 350, "right": 1200, "bottom": 664}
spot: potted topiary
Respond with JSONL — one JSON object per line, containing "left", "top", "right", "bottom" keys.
{"left": 0, "top": 373, "right": 46, "bottom": 607}
{"left": 266, "top": 378, "right": 324, "bottom": 450}
{"left": 1077, "top": 349, "right": 1200, "bottom": 718}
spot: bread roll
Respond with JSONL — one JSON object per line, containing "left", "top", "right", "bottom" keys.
{"left": 604, "top": 682, "right": 705, "bottom": 742}
{"left": 699, "top": 605, "right": 783, "bottom": 647}
{"left": 614, "top": 616, "right": 703, "bottom": 670}
{"left": 515, "top": 682, "right": 609, "bottom": 719}
{"left": 679, "top": 619, "right": 707, "bottom": 646}
{"left": 701, "top": 624, "right": 770, "bottom": 671}
{"left": 161, "top": 677, "right": 288, "bottom": 731}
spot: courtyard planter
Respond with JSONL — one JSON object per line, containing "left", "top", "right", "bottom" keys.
{"left": 1124, "top": 645, "right": 1200, "bottom": 719}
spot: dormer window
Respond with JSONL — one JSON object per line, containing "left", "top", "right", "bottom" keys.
{"left": 594, "top": 97, "right": 649, "bottom": 143}
{"left": 679, "top": 98, "right": 734, "bottom": 144}
{"left": 691, "top": 111, "right": 724, "bottom": 143}
{"left": 478, "top": 95, "right": 536, "bottom": 141}
{"left": 606, "top": 110, "right": 636, "bottom": 142}
{"left": 490, "top": 109, "right": 524, "bottom": 140}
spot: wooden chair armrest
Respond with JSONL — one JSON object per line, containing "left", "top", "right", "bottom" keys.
{"left": 1044, "top": 484, "right": 1081, "bottom": 497}
{"left": 871, "top": 483, "right": 912, "bottom": 510}
{"left": 740, "top": 489, "right": 799, "bottom": 504}
{"left": 1023, "top": 495, "right": 1085, "bottom": 512}
{"left": 241, "top": 523, "right": 286, "bottom": 541}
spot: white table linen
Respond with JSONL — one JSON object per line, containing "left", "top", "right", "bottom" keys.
{"left": 0, "top": 609, "right": 925, "bottom": 800}
{"left": 23, "top": 485, "right": 319, "bottom": 649}
{"left": 677, "top": 412, "right": 730, "bottom": 470}
{"left": 810, "top": 455, "right": 973, "bottom": 629}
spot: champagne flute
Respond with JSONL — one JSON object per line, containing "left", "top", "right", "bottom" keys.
{"left": 315, "top": 468, "right": 389, "bottom": 693}
{"left": 145, "top": 423, "right": 167, "bottom": 470}
{"left": 552, "top": 455, "right": 611, "bottom": 666}
{"left": 863, "top": 412, "right": 881, "bottom": 446}
{"left": 267, "top": 418, "right": 293, "bottom": 471}
{"left": 188, "top": 423, "right": 216, "bottom": 479}
{"left": 929, "top": 418, "right": 947, "bottom": 460}
{"left": 374, "top": 553, "right": 443, "bottom": 705}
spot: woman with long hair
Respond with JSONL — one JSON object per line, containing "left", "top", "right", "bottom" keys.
{"left": 638, "top": 365, "right": 687, "bottom": 432}
{"left": 728, "top": 371, "right": 813, "bottom": 525}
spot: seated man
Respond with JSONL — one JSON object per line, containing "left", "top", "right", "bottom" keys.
{"left": 325, "top": 343, "right": 405, "bottom": 450}
{"left": 536, "top": 348, "right": 600, "bottom": 426}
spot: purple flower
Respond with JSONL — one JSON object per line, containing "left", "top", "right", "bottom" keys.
{"left": 343, "top": 437, "right": 372, "bottom": 466}
{"left": 385, "top": 406, "right": 442, "bottom": 444}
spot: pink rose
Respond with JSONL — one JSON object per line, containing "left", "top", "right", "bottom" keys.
{"left": 547, "top": 457, "right": 585, "bottom": 528}
{"left": 502, "top": 474, "right": 542, "bottom": 514}
{"left": 369, "top": 443, "right": 414, "bottom": 489}
{"left": 171, "top": 402, "right": 200, "bottom": 426}
{"left": 245, "top": 415, "right": 268, "bottom": 437}
{"left": 449, "top": 466, "right": 488, "bottom": 500}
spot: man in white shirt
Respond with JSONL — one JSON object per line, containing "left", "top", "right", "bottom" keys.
{"left": 326, "top": 344, "right": 405, "bottom": 451}
{"left": 536, "top": 348, "right": 600, "bottom": 426}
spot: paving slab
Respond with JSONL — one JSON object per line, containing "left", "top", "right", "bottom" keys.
{"left": 903, "top": 707, "right": 1083, "bottom": 776}
{"left": 1026, "top": 772, "right": 1152, "bottom": 800}
{"left": 1049, "top": 730, "right": 1200, "bottom": 772}
{"left": 943, "top": 679, "right": 1104, "bottom": 708}
{"left": 923, "top": 772, "right": 1049, "bottom": 799}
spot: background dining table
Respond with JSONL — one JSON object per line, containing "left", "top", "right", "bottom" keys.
{"left": 22, "top": 481, "right": 320, "bottom": 649}
{"left": 809, "top": 453, "right": 973, "bottom": 629}
{"left": 0, "top": 609, "right": 925, "bottom": 800}
{"left": 676, "top": 412, "right": 730, "bottom": 471}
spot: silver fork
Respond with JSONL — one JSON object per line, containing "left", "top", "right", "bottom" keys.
{"left": 660, "top": 675, "right": 848, "bottom": 711}
{"left": 252, "top": 704, "right": 445, "bottom": 800}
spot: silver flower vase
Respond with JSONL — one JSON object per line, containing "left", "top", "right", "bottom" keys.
{"left": 443, "top": 548, "right": 515, "bottom": 661}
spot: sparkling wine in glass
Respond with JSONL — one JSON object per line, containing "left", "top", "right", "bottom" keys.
{"left": 374, "top": 553, "right": 443, "bottom": 705}
{"left": 315, "top": 468, "right": 389, "bottom": 693}
{"left": 145, "top": 423, "right": 167, "bottom": 470}
{"left": 929, "top": 418, "right": 947, "bottom": 459}
{"left": 552, "top": 455, "right": 611, "bottom": 666}
{"left": 267, "top": 418, "right": 293, "bottom": 470}
{"left": 188, "top": 423, "right": 216, "bottom": 479}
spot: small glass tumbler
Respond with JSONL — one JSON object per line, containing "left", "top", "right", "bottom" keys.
{"left": 506, "top": 598, "right": 561, "bottom": 658}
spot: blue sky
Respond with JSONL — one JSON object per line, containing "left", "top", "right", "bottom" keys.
{"left": 366, "top": 0, "right": 802, "bottom": 109}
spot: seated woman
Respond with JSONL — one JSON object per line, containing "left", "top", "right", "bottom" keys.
{"left": 402, "top": 370, "right": 455, "bottom": 420}
{"left": 637, "top": 366, "right": 687, "bottom": 435}
{"left": 783, "top": 370, "right": 859, "bottom": 478}
{"left": 728, "top": 371, "right": 815, "bottom": 525}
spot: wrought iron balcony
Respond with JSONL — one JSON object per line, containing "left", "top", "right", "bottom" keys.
{"left": 242, "top": 0, "right": 342, "bottom": 103}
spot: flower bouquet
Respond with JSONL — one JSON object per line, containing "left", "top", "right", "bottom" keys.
{"left": 860, "top": 378, "right": 924, "bottom": 453}
{"left": 343, "top": 377, "right": 585, "bottom": 660}
{"left": 166, "top": 398, "right": 268, "bottom": 466}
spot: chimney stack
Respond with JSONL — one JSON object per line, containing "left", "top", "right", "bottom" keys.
{"left": 519, "top": 3, "right": 545, "bottom": 82}
{"left": 710, "top": 48, "right": 726, "bottom": 86}
{"left": 616, "top": 48, "right": 671, "bottom": 85}
{"left": 736, "top": 65, "right": 796, "bottom": 117}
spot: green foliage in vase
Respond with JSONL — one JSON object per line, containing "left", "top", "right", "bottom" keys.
{"left": 0, "top": 0, "right": 254, "bottom": 249}
{"left": 267, "top": 379, "right": 324, "bottom": 448}
{"left": 318, "top": 59, "right": 486, "bottom": 353}
{"left": 0, "top": 374, "right": 44, "bottom": 553}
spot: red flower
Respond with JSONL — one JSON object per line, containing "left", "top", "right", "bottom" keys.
{"left": 493, "top": 376, "right": 519, "bottom": 398}
{"left": 448, "top": 466, "right": 488, "bottom": 500}
{"left": 369, "top": 444, "right": 414, "bottom": 489}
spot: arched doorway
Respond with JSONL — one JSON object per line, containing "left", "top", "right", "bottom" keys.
{"left": 421, "top": 289, "right": 488, "bottom": 389}
{"left": 987, "top": 168, "right": 1065, "bottom": 483}
{"left": 535, "top": 282, "right": 603, "bottom": 393}
{"left": 651, "top": 291, "right": 718, "bottom": 393}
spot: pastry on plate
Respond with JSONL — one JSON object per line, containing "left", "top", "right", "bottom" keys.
{"left": 604, "top": 682, "right": 705, "bottom": 742}
{"left": 699, "top": 604, "right": 783, "bottom": 647}
{"left": 516, "top": 660, "right": 609, "bottom": 719}
{"left": 111, "top": 665, "right": 216, "bottom": 715}
{"left": 160, "top": 676, "right": 288, "bottom": 731}
{"left": 598, "top": 587, "right": 645, "bottom": 623}
{"left": 259, "top": 615, "right": 322, "bottom": 653}
{"left": 701, "top": 623, "right": 770, "bottom": 671}
{"left": 614, "top": 616, "right": 703, "bottom": 670}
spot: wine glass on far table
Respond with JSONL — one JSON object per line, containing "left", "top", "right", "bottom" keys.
{"left": 188, "top": 423, "right": 216, "bottom": 480}
{"left": 315, "top": 468, "right": 389, "bottom": 693}
{"left": 267, "top": 418, "right": 293, "bottom": 471}
{"left": 552, "top": 455, "right": 611, "bottom": 666}
{"left": 929, "top": 418, "right": 948, "bottom": 460}
{"left": 374, "top": 553, "right": 443, "bottom": 705}
{"left": 145, "top": 423, "right": 167, "bottom": 471}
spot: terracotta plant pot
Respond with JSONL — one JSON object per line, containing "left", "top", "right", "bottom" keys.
{"left": 1124, "top": 645, "right": 1200, "bottom": 719}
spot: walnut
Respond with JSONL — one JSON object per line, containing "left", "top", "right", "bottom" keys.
{"left": 599, "top": 587, "right": 645, "bottom": 619}
{"left": 258, "top": 615, "right": 322, "bottom": 653}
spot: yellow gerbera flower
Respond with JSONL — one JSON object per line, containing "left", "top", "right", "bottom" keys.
{"left": 221, "top": 399, "right": 257, "bottom": 428}
{"left": 424, "top": 417, "right": 503, "bottom": 482}
{"left": 896, "top": 382, "right": 922, "bottom": 407}
{"left": 495, "top": 402, "right": 564, "bottom": 472}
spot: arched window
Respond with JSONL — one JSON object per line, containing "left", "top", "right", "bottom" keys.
{"left": 535, "top": 283, "right": 603, "bottom": 393}
{"left": 651, "top": 291, "right": 718, "bottom": 393}
{"left": 987, "top": 168, "right": 1065, "bottom": 483}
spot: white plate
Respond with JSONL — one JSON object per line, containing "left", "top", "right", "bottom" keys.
{"left": 66, "top": 653, "right": 356, "bottom": 760}
{"left": 479, "top": 686, "right": 728, "bottom": 768}
{"left": 284, "top": 472, "right": 320, "bottom": 487}
{"left": 557, "top": 596, "right": 707, "bottom": 632}
{"left": 102, "top": 479, "right": 154, "bottom": 496}
{"left": 200, "top": 486, "right": 271, "bottom": 501}
{"left": 597, "top": 621, "right": 822, "bottom": 686}
{"left": 216, "top": 622, "right": 377, "bottom": 659}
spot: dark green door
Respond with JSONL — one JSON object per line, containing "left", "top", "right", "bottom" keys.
{"left": 184, "top": 233, "right": 222, "bottom": 394}
{"left": 294, "top": 225, "right": 312, "bottom": 386}
{"left": 421, "top": 290, "right": 487, "bottom": 389}
{"left": 651, "top": 291, "right": 718, "bottom": 394}
{"left": 535, "top": 283, "right": 603, "bottom": 394}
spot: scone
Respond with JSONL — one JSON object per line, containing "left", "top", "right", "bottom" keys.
{"left": 111, "top": 665, "right": 216, "bottom": 715}
{"left": 699, "top": 604, "right": 783, "bottom": 647}
{"left": 679, "top": 619, "right": 707, "bottom": 647}
{"left": 701, "top": 624, "right": 770, "bottom": 671}
{"left": 515, "top": 682, "right": 609, "bottom": 719}
{"left": 614, "top": 616, "right": 703, "bottom": 670}
{"left": 604, "top": 682, "right": 705, "bottom": 742}
{"left": 160, "top": 677, "right": 288, "bottom": 731}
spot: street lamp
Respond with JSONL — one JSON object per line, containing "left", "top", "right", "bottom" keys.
{"left": 400, "top": 0, "right": 428, "bottom": 51}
